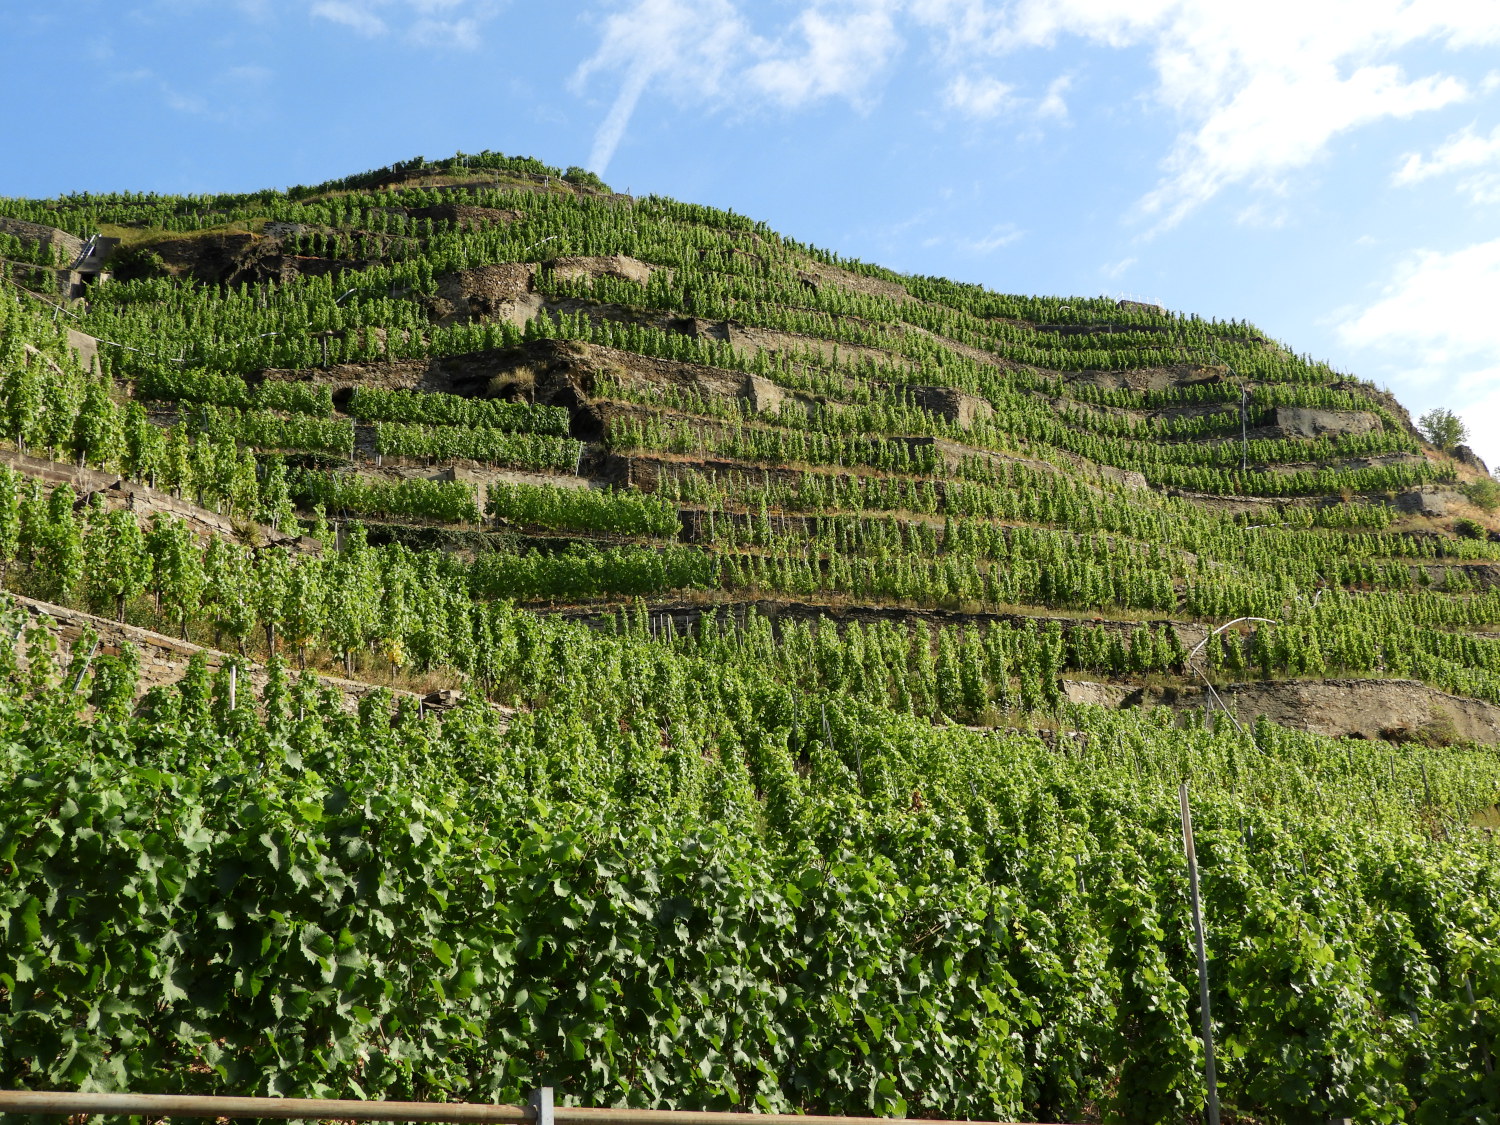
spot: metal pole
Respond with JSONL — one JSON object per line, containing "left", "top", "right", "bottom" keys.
{"left": 1465, "top": 973, "right": 1495, "bottom": 1076}
{"left": 1180, "top": 781, "right": 1222, "bottom": 1125}
{"left": 1240, "top": 385, "right": 1249, "bottom": 473}
{"left": 529, "top": 1088, "right": 554, "bottom": 1125}
{"left": 71, "top": 639, "right": 99, "bottom": 692}
{"left": 0, "top": 1092, "right": 529, "bottom": 1123}
{"left": 0, "top": 1091, "right": 1052, "bottom": 1125}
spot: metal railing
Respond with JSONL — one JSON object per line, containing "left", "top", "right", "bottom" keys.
{"left": 0, "top": 1089, "right": 1040, "bottom": 1125}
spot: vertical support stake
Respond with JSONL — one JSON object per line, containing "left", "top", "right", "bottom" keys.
{"left": 528, "top": 1088, "right": 554, "bottom": 1125}
{"left": 1180, "top": 780, "right": 1221, "bottom": 1125}
{"left": 72, "top": 639, "right": 100, "bottom": 693}
{"left": 1466, "top": 974, "right": 1495, "bottom": 1076}
{"left": 228, "top": 663, "right": 237, "bottom": 712}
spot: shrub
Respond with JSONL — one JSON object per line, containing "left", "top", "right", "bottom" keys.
{"left": 1463, "top": 477, "right": 1500, "bottom": 512}
{"left": 1454, "top": 516, "right": 1486, "bottom": 540}
{"left": 108, "top": 245, "right": 169, "bottom": 281}
{"left": 563, "top": 166, "right": 611, "bottom": 193}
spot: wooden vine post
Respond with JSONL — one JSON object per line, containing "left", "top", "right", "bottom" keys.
{"left": 1180, "top": 780, "right": 1221, "bottom": 1125}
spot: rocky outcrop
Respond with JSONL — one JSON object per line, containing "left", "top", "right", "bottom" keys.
{"left": 64, "top": 328, "right": 99, "bottom": 371}
{"left": 1271, "top": 405, "right": 1381, "bottom": 439}
{"left": 1454, "top": 444, "right": 1490, "bottom": 475}
{"left": 0, "top": 217, "right": 82, "bottom": 264}
{"left": 906, "top": 385, "right": 994, "bottom": 428}
{"left": 1393, "top": 486, "right": 1461, "bottom": 517}
{"left": 425, "top": 262, "right": 542, "bottom": 327}
{"left": 547, "top": 254, "right": 658, "bottom": 286}
{"left": 152, "top": 231, "right": 370, "bottom": 287}
{"left": 1065, "top": 362, "right": 1227, "bottom": 394}
{"left": 406, "top": 202, "right": 523, "bottom": 229}
{"left": 796, "top": 260, "right": 913, "bottom": 304}
{"left": 1062, "top": 676, "right": 1500, "bottom": 742}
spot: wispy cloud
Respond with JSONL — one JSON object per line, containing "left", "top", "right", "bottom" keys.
{"left": 1396, "top": 123, "right": 1500, "bottom": 205}
{"left": 310, "top": 0, "right": 497, "bottom": 46}
{"left": 573, "top": 0, "right": 1500, "bottom": 210}
{"left": 744, "top": 1, "right": 903, "bottom": 109}
{"left": 572, "top": 0, "right": 751, "bottom": 173}
{"left": 574, "top": 0, "right": 905, "bottom": 173}
{"left": 1037, "top": 74, "right": 1070, "bottom": 120}
{"left": 946, "top": 0, "right": 1496, "bottom": 230}
{"left": 1340, "top": 238, "right": 1500, "bottom": 364}
{"left": 409, "top": 15, "right": 482, "bottom": 49}
{"left": 311, "top": 0, "right": 388, "bottom": 37}
{"left": 1338, "top": 237, "right": 1500, "bottom": 462}
{"left": 943, "top": 74, "right": 1016, "bottom": 118}
{"left": 924, "top": 222, "right": 1023, "bottom": 254}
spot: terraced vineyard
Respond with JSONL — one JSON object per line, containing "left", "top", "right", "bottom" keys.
{"left": 3, "top": 151, "right": 1500, "bottom": 1121}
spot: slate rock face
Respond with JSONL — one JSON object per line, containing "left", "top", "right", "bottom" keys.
{"left": 1272, "top": 405, "right": 1381, "bottom": 439}
{"left": 1454, "top": 444, "right": 1490, "bottom": 475}
{"left": 1063, "top": 677, "right": 1500, "bottom": 743}
{"left": 1394, "top": 487, "right": 1459, "bottom": 517}
{"left": 0, "top": 216, "right": 83, "bottom": 262}
{"left": 907, "top": 385, "right": 994, "bottom": 429}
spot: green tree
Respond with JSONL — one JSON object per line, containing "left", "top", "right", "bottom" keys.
{"left": 1419, "top": 407, "right": 1469, "bottom": 452}
{"left": 162, "top": 425, "right": 191, "bottom": 498}
{"left": 256, "top": 546, "right": 292, "bottom": 655}
{"left": 1, "top": 353, "right": 43, "bottom": 454}
{"left": 328, "top": 524, "right": 380, "bottom": 674}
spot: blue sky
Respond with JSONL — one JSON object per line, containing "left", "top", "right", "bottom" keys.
{"left": 4, "top": 1, "right": 1499, "bottom": 462}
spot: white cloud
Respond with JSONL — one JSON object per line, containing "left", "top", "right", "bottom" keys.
{"left": 1101, "top": 256, "right": 1136, "bottom": 278}
{"left": 910, "top": 0, "right": 1499, "bottom": 226}
{"left": 944, "top": 74, "right": 1016, "bottom": 118}
{"left": 311, "top": 0, "right": 497, "bottom": 45}
{"left": 1395, "top": 123, "right": 1500, "bottom": 204}
{"left": 1337, "top": 238, "right": 1500, "bottom": 462}
{"left": 1142, "top": 64, "right": 1467, "bottom": 227}
{"left": 408, "top": 16, "right": 482, "bottom": 48}
{"left": 924, "top": 222, "right": 1023, "bottom": 254}
{"left": 745, "top": 1, "right": 903, "bottom": 108}
{"left": 574, "top": 0, "right": 904, "bottom": 173}
{"left": 573, "top": 0, "right": 1500, "bottom": 203}
{"left": 224, "top": 64, "right": 274, "bottom": 84}
{"left": 1339, "top": 239, "right": 1500, "bottom": 365}
{"left": 1037, "top": 73, "right": 1070, "bottom": 119}
{"left": 311, "top": 0, "right": 388, "bottom": 36}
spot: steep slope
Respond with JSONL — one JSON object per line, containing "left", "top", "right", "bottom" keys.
{"left": 1, "top": 150, "right": 1495, "bottom": 734}
{"left": 3, "top": 152, "right": 1500, "bottom": 1122}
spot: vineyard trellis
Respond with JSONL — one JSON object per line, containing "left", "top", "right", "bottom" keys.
{"left": 0, "top": 151, "right": 1498, "bottom": 1122}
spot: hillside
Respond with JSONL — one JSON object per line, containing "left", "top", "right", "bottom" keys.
{"left": 2, "top": 151, "right": 1500, "bottom": 1122}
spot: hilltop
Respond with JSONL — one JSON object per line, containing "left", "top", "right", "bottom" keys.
{"left": 2, "top": 148, "right": 1496, "bottom": 734}
{"left": 1, "top": 152, "right": 1499, "bottom": 1121}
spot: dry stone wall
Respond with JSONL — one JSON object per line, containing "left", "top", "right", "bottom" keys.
{"left": 8, "top": 592, "right": 413, "bottom": 712}
{"left": 1063, "top": 676, "right": 1500, "bottom": 742}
